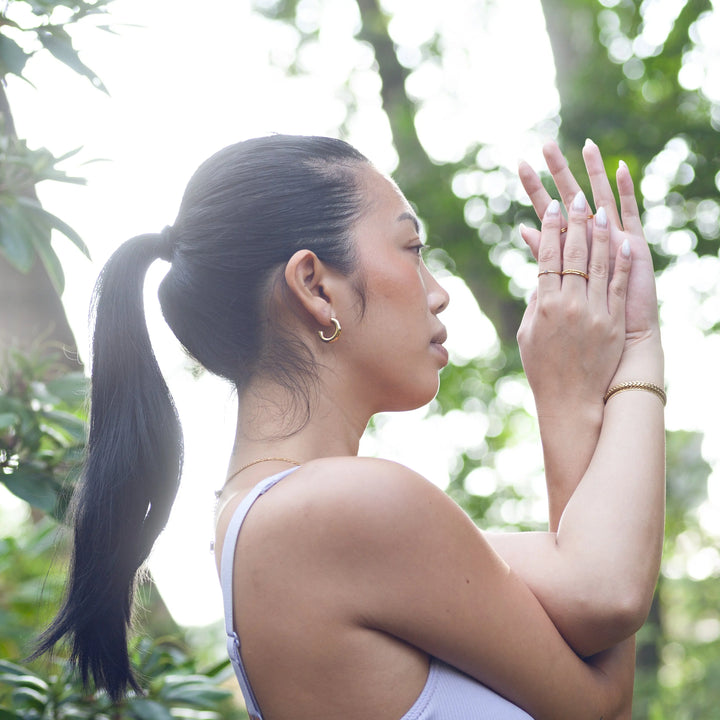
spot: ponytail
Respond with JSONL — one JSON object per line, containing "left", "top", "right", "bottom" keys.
{"left": 33, "top": 233, "right": 183, "bottom": 701}
{"left": 32, "top": 134, "right": 372, "bottom": 699}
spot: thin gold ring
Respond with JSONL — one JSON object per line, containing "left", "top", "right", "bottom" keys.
{"left": 561, "top": 269, "right": 590, "bottom": 280}
{"left": 560, "top": 214, "right": 595, "bottom": 233}
{"left": 537, "top": 269, "right": 562, "bottom": 277}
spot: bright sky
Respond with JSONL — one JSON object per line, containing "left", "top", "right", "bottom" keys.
{"left": 4, "top": 0, "right": 720, "bottom": 626}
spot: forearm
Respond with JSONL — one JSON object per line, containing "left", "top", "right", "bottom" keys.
{"left": 537, "top": 399, "right": 604, "bottom": 531}
{"left": 557, "top": 338, "right": 665, "bottom": 625}
{"left": 488, "top": 340, "right": 665, "bottom": 655}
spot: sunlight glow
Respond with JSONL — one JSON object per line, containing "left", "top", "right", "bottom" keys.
{"left": 7, "top": 0, "right": 719, "bottom": 628}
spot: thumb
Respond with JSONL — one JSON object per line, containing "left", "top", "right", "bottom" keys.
{"left": 520, "top": 223, "right": 540, "bottom": 260}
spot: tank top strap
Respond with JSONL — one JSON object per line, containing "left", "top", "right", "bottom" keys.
{"left": 220, "top": 466, "right": 301, "bottom": 720}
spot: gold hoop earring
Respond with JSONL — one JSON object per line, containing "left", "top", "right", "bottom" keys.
{"left": 318, "top": 317, "right": 341, "bottom": 343}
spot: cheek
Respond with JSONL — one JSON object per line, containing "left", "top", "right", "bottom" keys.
{"left": 366, "top": 259, "right": 426, "bottom": 306}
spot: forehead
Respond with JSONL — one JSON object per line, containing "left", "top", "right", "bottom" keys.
{"left": 357, "top": 166, "right": 419, "bottom": 234}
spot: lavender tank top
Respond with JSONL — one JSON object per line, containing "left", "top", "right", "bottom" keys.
{"left": 220, "top": 468, "right": 534, "bottom": 720}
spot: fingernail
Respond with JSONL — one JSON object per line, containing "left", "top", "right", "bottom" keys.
{"left": 595, "top": 206, "right": 607, "bottom": 228}
{"left": 622, "top": 238, "right": 631, "bottom": 257}
{"left": 619, "top": 159, "right": 628, "bottom": 172}
{"left": 572, "top": 190, "right": 586, "bottom": 211}
{"left": 547, "top": 199, "right": 560, "bottom": 216}
{"left": 585, "top": 138, "right": 596, "bottom": 148}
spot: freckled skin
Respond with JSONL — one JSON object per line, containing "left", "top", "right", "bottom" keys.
{"left": 335, "top": 167, "right": 450, "bottom": 415}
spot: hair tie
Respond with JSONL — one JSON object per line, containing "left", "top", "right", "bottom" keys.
{"left": 158, "top": 225, "right": 175, "bottom": 262}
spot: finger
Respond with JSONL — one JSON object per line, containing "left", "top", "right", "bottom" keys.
{"left": 616, "top": 160, "right": 644, "bottom": 238}
{"left": 561, "top": 190, "right": 591, "bottom": 291}
{"left": 587, "top": 206, "right": 611, "bottom": 309}
{"left": 607, "top": 236, "right": 632, "bottom": 322}
{"left": 519, "top": 223, "right": 540, "bottom": 260}
{"left": 582, "top": 139, "right": 621, "bottom": 228}
{"left": 519, "top": 160, "right": 553, "bottom": 221}
{"left": 536, "top": 199, "right": 563, "bottom": 294}
{"left": 543, "top": 141, "right": 585, "bottom": 212}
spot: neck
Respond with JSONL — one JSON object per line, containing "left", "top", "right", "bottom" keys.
{"left": 228, "top": 377, "right": 369, "bottom": 479}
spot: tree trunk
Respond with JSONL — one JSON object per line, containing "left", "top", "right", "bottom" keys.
{"left": 355, "top": 0, "right": 526, "bottom": 350}
{"left": 0, "top": 83, "right": 81, "bottom": 370}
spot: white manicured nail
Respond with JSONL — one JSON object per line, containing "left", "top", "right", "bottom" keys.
{"left": 572, "top": 190, "right": 586, "bottom": 211}
{"left": 595, "top": 207, "right": 607, "bottom": 228}
{"left": 547, "top": 199, "right": 560, "bottom": 216}
{"left": 622, "top": 238, "right": 631, "bottom": 257}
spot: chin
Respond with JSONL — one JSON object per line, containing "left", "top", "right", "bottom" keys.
{"left": 381, "top": 378, "right": 441, "bottom": 413}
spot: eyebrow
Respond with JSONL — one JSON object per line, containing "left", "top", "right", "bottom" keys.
{"left": 397, "top": 211, "right": 421, "bottom": 235}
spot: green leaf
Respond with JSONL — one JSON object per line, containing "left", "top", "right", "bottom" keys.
{"left": 17, "top": 197, "right": 91, "bottom": 259}
{"left": 10, "top": 686, "right": 46, "bottom": 711}
{"left": 158, "top": 674, "right": 232, "bottom": 705}
{"left": 126, "top": 698, "right": 174, "bottom": 720}
{"left": 200, "top": 657, "right": 231, "bottom": 678}
{"left": 0, "top": 673, "right": 49, "bottom": 693}
{"left": 36, "top": 26, "right": 108, "bottom": 94}
{"left": 160, "top": 685, "right": 231, "bottom": 706}
{"left": 54, "top": 146, "right": 84, "bottom": 163}
{"left": 0, "top": 203, "right": 37, "bottom": 273}
{"left": 1, "top": 466, "right": 60, "bottom": 515}
{"left": 46, "top": 373, "right": 89, "bottom": 406}
{"left": 30, "top": 232, "right": 65, "bottom": 294}
{"left": 0, "top": 710, "right": 21, "bottom": 720}
{"left": 41, "top": 409, "right": 86, "bottom": 443}
{"left": 0, "top": 36, "right": 31, "bottom": 79}
{"left": 0, "top": 661, "right": 34, "bottom": 677}
{"left": 0, "top": 412, "right": 19, "bottom": 430}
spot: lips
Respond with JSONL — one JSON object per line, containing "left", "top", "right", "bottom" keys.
{"left": 430, "top": 326, "right": 449, "bottom": 366}
{"left": 431, "top": 326, "right": 448, "bottom": 345}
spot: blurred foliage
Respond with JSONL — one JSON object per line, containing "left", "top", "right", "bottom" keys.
{"left": 0, "top": 639, "right": 243, "bottom": 720}
{"left": 0, "top": 0, "right": 111, "bottom": 91}
{"left": 1, "top": 0, "right": 718, "bottom": 716}
{"left": 1, "top": 1, "right": 248, "bottom": 717}
{"left": 0, "top": 347, "right": 86, "bottom": 519}
{"left": 254, "top": 0, "right": 720, "bottom": 715}
{"left": 0, "top": 0, "right": 102, "bottom": 300}
{"left": 0, "top": 130, "right": 91, "bottom": 293}
{"left": 0, "top": 350, "right": 246, "bottom": 717}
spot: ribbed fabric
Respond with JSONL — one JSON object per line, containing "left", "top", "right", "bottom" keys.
{"left": 220, "top": 468, "right": 534, "bottom": 720}
{"left": 400, "top": 658, "right": 533, "bottom": 720}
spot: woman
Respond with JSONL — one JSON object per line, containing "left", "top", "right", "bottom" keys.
{"left": 36, "top": 135, "right": 665, "bottom": 719}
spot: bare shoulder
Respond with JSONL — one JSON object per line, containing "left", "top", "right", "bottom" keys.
{"left": 230, "top": 455, "right": 481, "bottom": 585}
{"left": 272, "top": 456, "right": 476, "bottom": 542}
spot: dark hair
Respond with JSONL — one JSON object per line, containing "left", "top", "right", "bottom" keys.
{"left": 33, "top": 135, "right": 370, "bottom": 700}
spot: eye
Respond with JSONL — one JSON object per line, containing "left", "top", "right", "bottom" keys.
{"left": 409, "top": 243, "right": 429, "bottom": 256}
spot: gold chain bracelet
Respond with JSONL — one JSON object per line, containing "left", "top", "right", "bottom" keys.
{"left": 603, "top": 381, "right": 666, "bottom": 407}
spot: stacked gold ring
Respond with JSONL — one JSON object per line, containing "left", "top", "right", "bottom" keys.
{"left": 561, "top": 269, "right": 589, "bottom": 280}
{"left": 537, "top": 269, "right": 563, "bottom": 277}
{"left": 560, "top": 214, "right": 595, "bottom": 233}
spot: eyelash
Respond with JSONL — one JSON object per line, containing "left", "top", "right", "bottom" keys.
{"left": 410, "top": 244, "right": 429, "bottom": 256}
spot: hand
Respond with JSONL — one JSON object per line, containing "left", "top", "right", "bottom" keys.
{"left": 517, "top": 189, "right": 631, "bottom": 411}
{"left": 519, "top": 140, "right": 660, "bottom": 351}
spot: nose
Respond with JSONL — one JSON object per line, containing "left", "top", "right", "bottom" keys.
{"left": 424, "top": 265, "right": 450, "bottom": 314}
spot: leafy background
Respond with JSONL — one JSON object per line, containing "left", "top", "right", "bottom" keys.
{"left": 1, "top": 0, "right": 719, "bottom": 717}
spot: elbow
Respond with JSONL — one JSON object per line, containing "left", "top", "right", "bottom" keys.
{"left": 568, "top": 582, "right": 655, "bottom": 657}
{"left": 610, "top": 582, "right": 655, "bottom": 638}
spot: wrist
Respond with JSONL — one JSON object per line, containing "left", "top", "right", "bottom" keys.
{"left": 611, "top": 336, "right": 664, "bottom": 388}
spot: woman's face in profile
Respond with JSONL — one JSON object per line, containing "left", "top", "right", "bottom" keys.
{"left": 336, "top": 166, "right": 450, "bottom": 414}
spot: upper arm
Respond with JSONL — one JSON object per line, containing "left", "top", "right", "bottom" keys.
{"left": 485, "top": 530, "right": 644, "bottom": 657}
{"left": 303, "top": 459, "right": 618, "bottom": 720}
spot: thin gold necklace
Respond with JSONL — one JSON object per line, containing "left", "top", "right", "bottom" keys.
{"left": 215, "top": 457, "right": 300, "bottom": 498}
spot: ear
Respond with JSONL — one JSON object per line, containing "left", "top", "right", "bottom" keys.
{"left": 284, "top": 249, "right": 337, "bottom": 327}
